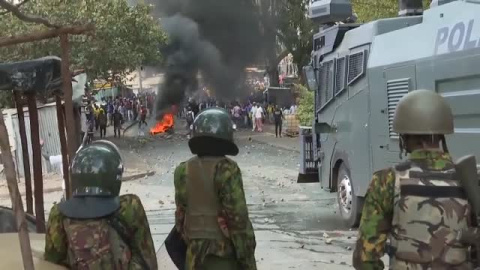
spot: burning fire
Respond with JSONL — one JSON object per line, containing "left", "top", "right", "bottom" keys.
{"left": 150, "top": 113, "right": 174, "bottom": 135}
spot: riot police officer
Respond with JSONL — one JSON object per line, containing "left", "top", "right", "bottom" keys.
{"left": 44, "top": 140, "right": 157, "bottom": 269}
{"left": 352, "top": 89, "right": 473, "bottom": 269}
{"left": 173, "top": 108, "right": 257, "bottom": 270}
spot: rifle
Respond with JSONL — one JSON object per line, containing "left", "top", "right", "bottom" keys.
{"left": 455, "top": 155, "right": 480, "bottom": 268}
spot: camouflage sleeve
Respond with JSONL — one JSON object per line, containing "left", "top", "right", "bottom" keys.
{"left": 352, "top": 168, "right": 395, "bottom": 270}
{"left": 44, "top": 203, "right": 69, "bottom": 266}
{"left": 118, "top": 194, "right": 157, "bottom": 269}
{"left": 215, "top": 159, "right": 257, "bottom": 270}
{"left": 174, "top": 162, "right": 187, "bottom": 238}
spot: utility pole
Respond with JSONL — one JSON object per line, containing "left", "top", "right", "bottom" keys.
{"left": 138, "top": 66, "right": 143, "bottom": 94}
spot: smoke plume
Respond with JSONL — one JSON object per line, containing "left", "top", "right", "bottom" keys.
{"left": 155, "top": 0, "right": 263, "bottom": 117}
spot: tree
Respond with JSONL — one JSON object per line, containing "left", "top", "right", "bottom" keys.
{"left": 296, "top": 84, "right": 314, "bottom": 126}
{"left": 277, "top": 0, "right": 314, "bottom": 70}
{"left": 256, "top": 0, "right": 283, "bottom": 86}
{"left": 353, "top": 0, "right": 432, "bottom": 22}
{"left": 0, "top": 0, "right": 166, "bottom": 85}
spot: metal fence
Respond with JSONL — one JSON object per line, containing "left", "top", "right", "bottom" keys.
{"left": 7, "top": 102, "right": 63, "bottom": 177}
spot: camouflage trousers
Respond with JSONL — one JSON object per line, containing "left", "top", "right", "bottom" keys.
{"left": 390, "top": 258, "right": 473, "bottom": 270}
{"left": 192, "top": 255, "right": 239, "bottom": 270}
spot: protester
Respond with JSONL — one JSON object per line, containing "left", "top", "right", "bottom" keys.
{"left": 274, "top": 105, "right": 284, "bottom": 138}
{"left": 98, "top": 109, "right": 108, "bottom": 138}
{"left": 113, "top": 109, "right": 123, "bottom": 138}
{"left": 254, "top": 104, "right": 264, "bottom": 132}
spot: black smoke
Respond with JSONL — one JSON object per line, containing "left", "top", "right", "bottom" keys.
{"left": 155, "top": 0, "right": 264, "bottom": 118}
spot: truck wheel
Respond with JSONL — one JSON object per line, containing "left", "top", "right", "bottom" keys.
{"left": 337, "top": 163, "right": 363, "bottom": 228}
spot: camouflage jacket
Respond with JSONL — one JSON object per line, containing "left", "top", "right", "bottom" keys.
{"left": 353, "top": 150, "right": 463, "bottom": 270}
{"left": 44, "top": 194, "right": 157, "bottom": 269}
{"left": 174, "top": 157, "right": 257, "bottom": 270}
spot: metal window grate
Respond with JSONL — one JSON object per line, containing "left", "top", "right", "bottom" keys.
{"left": 316, "top": 64, "right": 323, "bottom": 107}
{"left": 335, "top": 57, "right": 346, "bottom": 95}
{"left": 387, "top": 78, "right": 410, "bottom": 139}
{"left": 347, "top": 51, "right": 365, "bottom": 85}
{"left": 324, "top": 60, "right": 334, "bottom": 103}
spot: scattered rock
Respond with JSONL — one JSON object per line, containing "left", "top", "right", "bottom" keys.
{"left": 346, "top": 246, "right": 352, "bottom": 251}
{"left": 323, "top": 232, "right": 329, "bottom": 238}
{"left": 325, "top": 238, "right": 332, "bottom": 244}
{"left": 340, "top": 262, "right": 347, "bottom": 265}
{"left": 300, "top": 244, "right": 305, "bottom": 249}
{"left": 158, "top": 200, "right": 164, "bottom": 205}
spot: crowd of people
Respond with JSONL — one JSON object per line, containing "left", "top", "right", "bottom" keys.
{"left": 180, "top": 97, "right": 299, "bottom": 138}
{"left": 83, "top": 92, "right": 155, "bottom": 139}
{"left": 227, "top": 102, "right": 298, "bottom": 137}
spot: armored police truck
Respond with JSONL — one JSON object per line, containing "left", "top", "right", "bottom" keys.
{"left": 300, "top": 0, "right": 480, "bottom": 227}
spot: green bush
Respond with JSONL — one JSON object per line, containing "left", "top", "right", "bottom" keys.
{"left": 296, "top": 84, "right": 314, "bottom": 126}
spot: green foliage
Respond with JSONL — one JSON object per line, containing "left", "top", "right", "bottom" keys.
{"left": 0, "top": 0, "right": 166, "bottom": 82}
{"left": 295, "top": 84, "right": 314, "bottom": 126}
{"left": 353, "top": 0, "right": 432, "bottom": 22}
{"left": 277, "top": 0, "right": 314, "bottom": 68}
{"left": 0, "top": 91, "right": 14, "bottom": 108}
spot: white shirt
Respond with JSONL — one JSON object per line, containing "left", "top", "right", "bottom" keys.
{"left": 233, "top": 106, "right": 241, "bottom": 117}
{"left": 290, "top": 105, "right": 297, "bottom": 114}
{"left": 255, "top": 107, "right": 264, "bottom": 119}
{"left": 81, "top": 111, "right": 87, "bottom": 133}
{"left": 49, "top": 155, "right": 65, "bottom": 192}
{"left": 250, "top": 106, "right": 257, "bottom": 116}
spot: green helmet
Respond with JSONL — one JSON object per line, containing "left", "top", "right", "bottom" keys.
{"left": 393, "top": 89, "right": 454, "bottom": 135}
{"left": 58, "top": 140, "right": 124, "bottom": 219}
{"left": 188, "top": 107, "right": 239, "bottom": 156}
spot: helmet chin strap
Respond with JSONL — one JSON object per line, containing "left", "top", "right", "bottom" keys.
{"left": 399, "top": 135, "right": 407, "bottom": 160}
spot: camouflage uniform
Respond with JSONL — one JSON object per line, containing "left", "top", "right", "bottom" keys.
{"left": 174, "top": 159, "right": 256, "bottom": 269}
{"left": 174, "top": 107, "right": 257, "bottom": 270}
{"left": 353, "top": 90, "right": 473, "bottom": 269}
{"left": 352, "top": 150, "right": 472, "bottom": 269}
{"left": 44, "top": 194, "right": 157, "bottom": 269}
{"left": 43, "top": 140, "right": 157, "bottom": 270}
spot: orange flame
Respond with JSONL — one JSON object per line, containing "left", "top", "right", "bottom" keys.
{"left": 150, "top": 113, "right": 174, "bottom": 135}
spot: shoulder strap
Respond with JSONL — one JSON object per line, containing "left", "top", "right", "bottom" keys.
{"left": 107, "top": 215, "right": 150, "bottom": 270}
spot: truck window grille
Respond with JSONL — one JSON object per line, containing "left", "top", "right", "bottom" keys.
{"left": 316, "top": 64, "right": 323, "bottom": 107}
{"left": 325, "top": 60, "right": 334, "bottom": 103}
{"left": 335, "top": 57, "right": 346, "bottom": 95}
{"left": 387, "top": 78, "right": 410, "bottom": 139}
{"left": 347, "top": 51, "right": 364, "bottom": 85}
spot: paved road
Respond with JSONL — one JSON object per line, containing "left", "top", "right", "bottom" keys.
{"left": 114, "top": 117, "right": 361, "bottom": 269}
